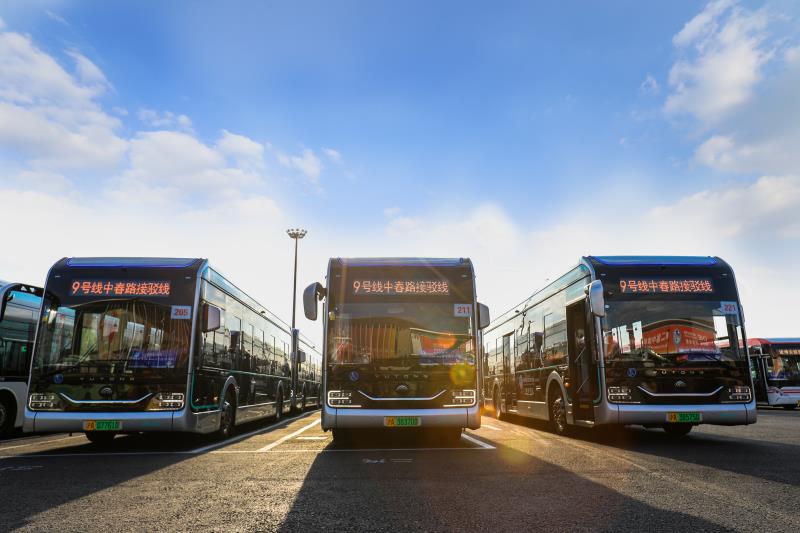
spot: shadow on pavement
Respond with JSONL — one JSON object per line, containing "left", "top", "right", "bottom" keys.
{"left": 277, "top": 431, "right": 725, "bottom": 532}
{"left": 507, "top": 413, "right": 800, "bottom": 488}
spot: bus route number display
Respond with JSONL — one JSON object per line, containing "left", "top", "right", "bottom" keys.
{"left": 619, "top": 278, "right": 713, "bottom": 294}
{"left": 353, "top": 279, "right": 450, "bottom": 295}
{"left": 70, "top": 280, "right": 171, "bottom": 297}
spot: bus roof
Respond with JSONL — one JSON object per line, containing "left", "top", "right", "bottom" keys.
{"left": 63, "top": 257, "right": 203, "bottom": 269}
{"left": 332, "top": 257, "right": 472, "bottom": 268}
{"left": 750, "top": 338, "right": 800, "bottom": 345}
{"left": 586, "top": 256, "right": 719, "bottom": 267}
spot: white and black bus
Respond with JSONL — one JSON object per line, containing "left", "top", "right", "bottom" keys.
{"left": 748, "top": 338, "right": 800, "bottom": 409}
{"left": 483, "top": 256, "right": 756, "bottom": 436}
{"left": 0, "top": 282, "right": 43, "bottom": 437}
{"left": 303, "top": 258, "right": 490, "bottom": 442}
{"left": 24, "top": 258, "right": 321, "bottom": 444}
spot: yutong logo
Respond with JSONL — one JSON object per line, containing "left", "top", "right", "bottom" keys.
{"left": 675, "top": 380, "right": 687, "bottom": 388}
{"left": 99, "top": 387, "right": 113, "bottom": 398}
{"left": 395, "top": 384, "right": 410, "bottom": 396}
{"left": 659, "top": 370, "right": 704, "bottom": 376}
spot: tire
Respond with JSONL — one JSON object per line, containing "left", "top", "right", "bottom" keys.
{"left": 0, "top": 398, "right": 14, "bottom": 438}
{"left": 663, "top": 423, "right": 693, "bottom": 436}
{"left": 782, "top": 404, "right": 797, "bottom": 410}
{"left": 85, "top": 431, "right": 117, "bottom": 446}
{"left": 274, "top": 389, "right": 284, "bottom": 422}
{"left": 217, "top": 389, "right": 236, "bottom": 439}
{"left": 493, "top": 388, "right": 504, "bottom": 420}
{"left": 549, "top": 387, "right": 569, "bottom": 436}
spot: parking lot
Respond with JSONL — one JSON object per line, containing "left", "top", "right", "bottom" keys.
{"left": 1, "top": 408, "right": 798, "bottom": 532}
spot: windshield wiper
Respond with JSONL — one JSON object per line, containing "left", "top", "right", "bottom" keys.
{"left": 39, "top": 357, "right": 132, "bottom": 377}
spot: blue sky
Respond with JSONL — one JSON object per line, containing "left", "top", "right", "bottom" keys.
{"left": 1, "top": 1, "right": 799, "bottom": 340}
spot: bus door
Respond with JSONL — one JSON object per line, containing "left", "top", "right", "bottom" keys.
{"left": 567, "top": 300, "right": 596, "bottom": 422}
{"left": 501, "top": 332, "right": 516, "bottom": 410}
{"left": 748, "top": 346, "right": 768, "bottom": 403}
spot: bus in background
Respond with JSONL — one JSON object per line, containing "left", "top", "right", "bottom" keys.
{"left": 483, "top": 256, "right": 755, "bottom": 437}
{"left": 0, "top": 282, "right": 43, "bottom": 437}
{"left": 24, "top": 258, "right": 321, "bottom": 445}
{"left": 748, "top": 338, "right": 800, "bottom": 410}
{"left": 303, "top": 258, "right": 490, "bottom": 442}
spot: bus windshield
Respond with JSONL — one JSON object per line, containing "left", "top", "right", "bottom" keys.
{"left": 602, "top": 300, "right": 744, "bottom": 365}
{"left": 328, "top": 301, "right": 475, "bottom": 368}
{"left": 766, "top": 347, "right": 800, "bottom": 383}
{"left": 34, "top": 298, "right": 192, "bottom": 375}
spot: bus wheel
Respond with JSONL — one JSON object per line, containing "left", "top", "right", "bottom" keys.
{"left": 663, "top": 423, "right": 692, "bottom": 437}
{"left": 0, "top": 399, "right": 16, "bottom": 437}
{"left": 217, "top": 390, "right": 236, "bottom": 439}
{"left": 85, "top": 431, "right": 116, "bottom": 446}
{"left": 274, "top": 390, "right": 284, "bottom": 422}
{"left": 493, "top": 389, "right": 504, "bottom": 420}
{"left": 549, "top": 389, "right": 568, "bottom": 436}
{"left": 782, "top": 404, "right": 797, "bottom": 410}
{"left": 0, "top": 398, "right": 14, "bottom": 437}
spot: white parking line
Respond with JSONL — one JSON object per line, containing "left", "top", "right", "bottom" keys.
{"left": 188, "top": 411, "right": 317, "bottom": 455}
{"left": 257, "top": 419, "right": 320, "bottom": 452}
{"left": 296, "top": 436, "right": 328, "bottom": 440}
{"left": 461, "top": 432, "right": 496, "bottom": 449}
{"left": 481, "top": 424, "right": 501, "bottom": 431}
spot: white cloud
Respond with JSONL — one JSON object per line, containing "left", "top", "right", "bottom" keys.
{"left": 665, "top": 0, "right": 773, "bottom": 125}
{"left": 216, "top": 129, "right": 264, "bottom": 168}
{"left": 137, "top": 108, "right": 193, "bottom": 130}
{"left": 383, "top": 207, "right": 401, "bottom": 217}
{"left": 640, "top": 74, "right": 659, "bottom": 95}
{"left": 279, "top": 148, "right": 323, "bottom": 183}
{"left": 323, "top": 147, "right": 342, "bottom": 164}
{"left": 46, "top": 11, "right": 69, "bottom": 26}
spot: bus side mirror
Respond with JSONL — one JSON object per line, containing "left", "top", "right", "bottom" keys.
{"left": 587, "top": 280, "right": 606, "bottom": 317}
{"left": 297, "top": 350, "right": 306, "bottom": 364}
{"left": 0, "top": 283, "right": 43, "bottom": 322}
{"left": 478, "top": 302, "right": 491, "bottom": 330}
{"left": 202, "top": 303, "right": 221, "bottom": 333}
{"left": 303, "top": 282, "right": 325, "bottom": 321}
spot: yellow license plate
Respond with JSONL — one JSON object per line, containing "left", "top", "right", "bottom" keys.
{"left": 83, "top": 420, "right": 121, "bottom": 431}
{"left": 666, "top": 412, "right": 701, "bottom": 423}
{"left": 383, "top": 416, "right": 421, "bottom": 428}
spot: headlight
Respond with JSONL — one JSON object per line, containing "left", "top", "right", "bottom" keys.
{"left": 727, "top": 386, "right": 751, "bottom": 402}
{"left": 608, "top": 386, "right": 634, "bottom": 403}
{"left": 328, "top": 390, "right": 361, "bottom": 408}
{"left": 146, "top": 392, "right": 185, "bottom": 411}
{"left": 444, "top": 389, "right": 476, "bottom": 407}
{"left": 29, "top": 393, "right": 63, "bottom": 411}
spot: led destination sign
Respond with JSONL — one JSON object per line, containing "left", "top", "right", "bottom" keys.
{"left": 619, "top": 279, "right": 713, "bottom": 294}
{"left": 353, "top": 279, "right": 450, "bottom": 295}
{"left": 70, "top": 280, "right": 172, "bottom": 297}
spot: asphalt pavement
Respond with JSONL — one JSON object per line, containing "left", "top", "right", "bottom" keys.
{"left": 1, "top": 408, "right": 798, "bottom": 532}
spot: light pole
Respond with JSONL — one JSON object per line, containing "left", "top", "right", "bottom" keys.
{"left": 286, "top": 228, "right": 307, "bottom": 330}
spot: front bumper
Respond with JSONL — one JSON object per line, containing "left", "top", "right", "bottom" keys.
{"left": 23, "top": 408, "right": 200, "bottom": 433}
{"left": 321, "top": 404, "right": 480, "bottom": 430}
{"left": 595, "top": 400, "right": 757, "bottom": 426}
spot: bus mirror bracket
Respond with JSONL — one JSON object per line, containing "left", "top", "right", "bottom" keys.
{"left": 202, "top": 303, "right": 221, "bottom": 333}
{"left": 478, "top": 302, "right": 491, "bottom": 330}
{"left": 304, "top": 282, "right": 325, "bottom": 321}
{"left": 587, "top": 280, "right": 606, "bottom": 318}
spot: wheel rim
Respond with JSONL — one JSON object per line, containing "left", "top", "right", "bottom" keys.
{"left": 551, "top": 395, "right": 565, "bottom": 433}
{"left": 220, "top": 399, "right": 232, "bottom": 437}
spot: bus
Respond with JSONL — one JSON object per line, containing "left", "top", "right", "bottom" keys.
{"left": 483, "top": 256, "right": 755, "bottom": 437}
{"left": 748, "top": 338, "right": 800, "bottom": 409}
{"left": 0, "top": 282, "right": 43, "bottom": 437}
{"left": 24, "top": 257, "right": 321, "bottom": 444}
{"left": 303, "top": 258, "right": 490, "bottom": 442}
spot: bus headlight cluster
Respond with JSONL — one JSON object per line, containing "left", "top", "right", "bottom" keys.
{"left": 445, "top": 389, "right": 476, "bottom": 407}
{"left": 147, "top": 392, "right": 185, "bottom": 411}
{"left": 727, "top": 386, "right": 751, "bottom": 402}
{"left": 607, "top": 386, "right": 633, "bottom": 403}
{"left": 328, "top": 390, "right": 361, "bottom": 408}
{"left": 29, "top": 393, "right": 62, "bottom": 411}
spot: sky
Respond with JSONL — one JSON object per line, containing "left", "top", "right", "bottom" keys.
{"left": 0, "top": 0, "right": 799, "bottom": 344}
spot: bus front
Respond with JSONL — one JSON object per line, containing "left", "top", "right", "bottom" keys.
{"left": 589, "top": 256, "right": 756, "bottom": 433}
{"left": 24, "top": 258, "right": 203, "bottom": 442}
{"left": 305, "top": 258, "right": 486, "bottom": 439}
